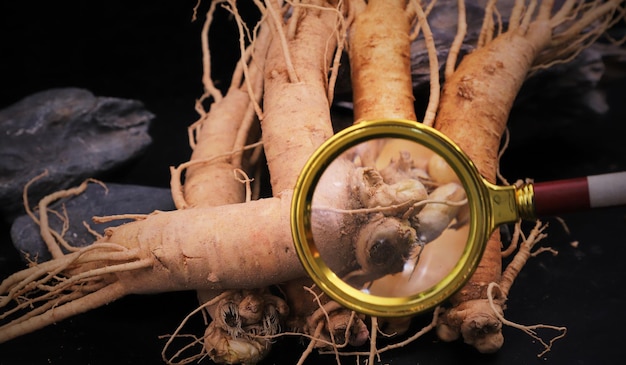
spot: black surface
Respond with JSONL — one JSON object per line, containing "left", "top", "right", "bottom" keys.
{"left": 2, "top": 1, "right": 626, "bottom": 364}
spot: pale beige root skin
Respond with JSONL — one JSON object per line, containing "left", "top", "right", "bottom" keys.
{"left": 175, "top": 9, "right": 270, "bottom": 363}
{"left": 176, "top": 2, "right": 348, "bottom": 362}
{"left": 415, "top": 182, "right": 466, "bottom": 243}
{"left": 261, "top": 0, "right": 339, "bottom": 194}
{"left": 182, "top": 88, "right": 251, "bottom": 207}
{"left": 170, "top": 0, "right": 269, "bottom": 211}
{"left": 349, "top": 0, "right": 416, "bottom": 122}
{"left": 259, "top": 1, "right": 378, "bottom": 355}
{"left": 352, "top": 166, "right": 428, "bottom": 217}
{"left": 344, "top": 0, "right": 420, "bottom": 340}
{"left": 0, "top": 170, "right": 357, "bottom": 345}
{"left": 344, "top": 0, "right": 419, "bottom": 176}
{"left": 108, "top": 151, "right": 362, "bottom": 295}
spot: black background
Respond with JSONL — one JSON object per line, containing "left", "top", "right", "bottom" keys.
{"left": 1, "top": 1, "right": 626, "bottom": 364}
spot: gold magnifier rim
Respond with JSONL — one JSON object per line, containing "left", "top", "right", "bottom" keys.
{"left": 291, "top": 119, "right": 491, "bottom": 317}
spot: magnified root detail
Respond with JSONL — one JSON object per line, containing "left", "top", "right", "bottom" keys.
{"left": 314, "top": 146, "right": 470, "bottom": 297}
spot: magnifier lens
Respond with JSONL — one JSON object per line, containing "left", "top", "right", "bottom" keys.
{"left": 310, "top": 137, "right": 470, "bottom": 300}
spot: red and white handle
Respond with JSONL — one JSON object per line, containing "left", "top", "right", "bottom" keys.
{"left": 533, "top": 171, "right": 626, "bottom": 216}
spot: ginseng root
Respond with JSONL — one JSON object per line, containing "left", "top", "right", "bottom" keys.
{"left": 434, "top": 0, "right": 624, "bottom": 354}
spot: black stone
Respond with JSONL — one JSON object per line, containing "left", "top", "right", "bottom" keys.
{"left": 0, "top": 88, "right": 154, "bottom": 221}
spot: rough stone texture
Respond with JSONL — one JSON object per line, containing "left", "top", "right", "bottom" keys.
{"left": 11, "top": 183, "right": 175, "bottom": 262}
{"left": 0, "top": 88, "right": 154, "bottom": 221}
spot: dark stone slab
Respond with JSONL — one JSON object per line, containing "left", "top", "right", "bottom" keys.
{"left": 0, "top": 88, "right": 154, "bottom": 221}
{"left": 10, "top": 183, "right": 175, "bottom": 262}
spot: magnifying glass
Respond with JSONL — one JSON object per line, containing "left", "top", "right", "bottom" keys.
{"left": 291, "top": 119, "right": 626, "bottom": 318}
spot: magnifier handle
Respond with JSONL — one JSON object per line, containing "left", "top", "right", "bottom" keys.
{"left": 532, "top": 171, "right": 626, "bottom": 216}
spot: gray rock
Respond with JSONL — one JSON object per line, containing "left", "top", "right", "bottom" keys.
{"left": 11, "top": 183, "right": 175, "bottom": 263}
{"left": 0, "top": 88, "right": 154, "bottom": 221}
